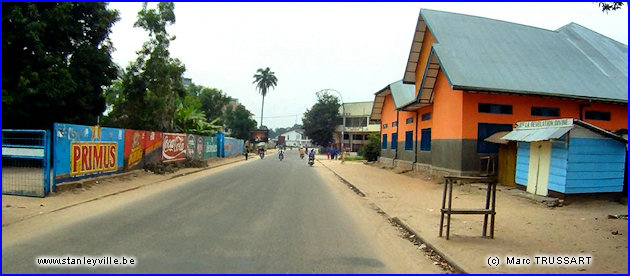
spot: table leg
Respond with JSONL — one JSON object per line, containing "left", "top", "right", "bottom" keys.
{"left": 446, "top": 180, "right": 453, "bottom": 240}
{"left": 482, "top": 182, "right": 491, "bottom": 237}
{"left": 439, "top": 178, "right": 448, "bottom": 237}
{"left": 490, "top": 182, "right": 497, "bottom": 239}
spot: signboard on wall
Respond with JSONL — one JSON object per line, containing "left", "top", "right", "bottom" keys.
{"left": 53, "top": 123, "right": 125, "bottom": 184}
{"left": 123, "top": 130, "right": 164, "bottom": 170}
{"left": 186, "top": 134, "right": 204, "bottom": 160}
{"left": 203, "top": 136, "right": 218, "bottom": 159}
{"left": 250, "top": 129, "right": 269, "bottom": 143}
{"left": 162, "top": 133, "right": 186, "bottom": 162}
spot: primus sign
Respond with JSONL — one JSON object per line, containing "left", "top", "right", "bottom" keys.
{"left": 70, "top": 142, "right": 118, "bottom": 176}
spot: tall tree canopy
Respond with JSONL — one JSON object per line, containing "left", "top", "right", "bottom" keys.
{"left": 2, "top": 2, "right": 119, "bottom": 129}
{"left": 302, "top": 92, "right": 341, "bottom": 146}
{"left": 105, "top": 2, "right": 185, "bottom": 132}
{"left": 252, "top": 67, "right": 277, "bottom": 128}
{"left": 224, "top": 104, "right": 257, "bottom": 140}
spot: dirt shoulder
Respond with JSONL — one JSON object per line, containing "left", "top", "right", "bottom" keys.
{"left": 317, "top": 157, "right": 628, "bottom": 274}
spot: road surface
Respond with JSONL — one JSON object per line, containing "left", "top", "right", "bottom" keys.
{"left": 2, "top": 150, "right": 442, "bottom": 273}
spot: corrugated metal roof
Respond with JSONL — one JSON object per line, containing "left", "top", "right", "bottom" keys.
{"left": 389, "top": 80, "right": 416, "bottom": 109}
{"left": 503, "top": 126, "right": 573, "bottom": 142}
{"left": 412, "top": 9, "right": 627, "bottom": 103}
{"left": 340, "top": 102, "right": 373, "bottom": 117}
{"left": 484, "top": 131, "right": 510, "bottom": 144}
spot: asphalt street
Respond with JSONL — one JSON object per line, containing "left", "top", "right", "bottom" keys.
{"left": 3, "top": 150, "right": 408, "bottom": 273}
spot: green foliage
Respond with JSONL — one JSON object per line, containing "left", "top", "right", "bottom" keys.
{"left": 252, "top": 67, "right": 278, "bottom": 127}
{"left": 224, "top": 104, "right": 257, "bottom": 140}
{"left": 302, "top": 92, "right": 341, "bottom": 146}
{"left": 598, "top": 2, "right": 624, "bottom": 12}
{"left": 105, "top": 2, "right": 185, "bottom": 132}
{"left": 174, "top": 104, "right": 221, "bottom": 136}
{"left": 196, "top": 85, "right": 232, "bottom": 123}
{"left": 2, "top": 2, "right": 119, "bottom": 129}
{"left": 359, "top": 133, "right": 381, "bottom": 162}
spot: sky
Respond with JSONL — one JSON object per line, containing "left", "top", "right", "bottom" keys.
{"left": 107, "top": 2, "right": 628, "bottom": 130}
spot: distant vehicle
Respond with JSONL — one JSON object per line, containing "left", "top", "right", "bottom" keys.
{"left": 277, "top": 135, "right": 286, "bottom": 147}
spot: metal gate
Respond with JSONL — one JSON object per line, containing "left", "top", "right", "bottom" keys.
{"left": 2, "top": 129, "right": 51, "bottom": 197}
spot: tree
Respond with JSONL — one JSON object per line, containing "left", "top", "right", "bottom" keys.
{"left": 598, "top": 2, "right": 624, "bottom": 12}
{"left": 359, "top": 133, "right": 381, "bottom": 162}
{"left": 252, "top": 67, "right": 278, "bottom": 128}
{"left": 2, "top": 3, "right": 119, "bottom": 129}
{"left": 302, "top": 92, "right": 341, "bottom": 146}
{"left": 105, "top": 2, "right": 185, "bottom": 132}
{"left": 197, "top": 86, "right": 231, "bottom": 124}
{"left": 224, "top": 104, "right": 257, "bottom": 140}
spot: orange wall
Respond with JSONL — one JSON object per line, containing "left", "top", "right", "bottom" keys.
{"left": 398, "top": 110, "right": 418, "bottom": 139}
{"left": 431, "top": 71, "right": 464, "bottom": 139}
{"left": 381, "top": 94, "right": 397, "bottom": 137}
{"left": 461, "top": 93, "right": 628, "bottom": 139}
{"left": 414, "top": 29, "right": 436, "bottom": 96}
{"left": 417, "top": 106, "right": 433, "bottom": 131}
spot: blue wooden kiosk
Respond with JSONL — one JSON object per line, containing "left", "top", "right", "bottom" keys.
{"left": 502, "top": 119, "right": 627, "bottom": 196}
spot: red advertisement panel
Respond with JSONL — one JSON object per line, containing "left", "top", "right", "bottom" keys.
{"left": 162, "top": 133, "right": 186, "bottom": 162}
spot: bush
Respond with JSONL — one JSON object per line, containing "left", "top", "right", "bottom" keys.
{"left": 359, "top": 133, "right": 381, "bottom": 162}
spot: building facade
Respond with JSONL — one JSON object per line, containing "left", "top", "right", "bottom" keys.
{"left": 371, "top": 9, "right": 628, "bottom": 177}
{"left": 333, "top": 102, "right": 380, "bottom": 152}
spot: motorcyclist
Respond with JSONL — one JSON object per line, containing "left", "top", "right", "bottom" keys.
{"left": 299, "top": 147, "right": 305, "bottom": 159}
{"left": 278, "top": 147, "right": 285, "bottom": 160}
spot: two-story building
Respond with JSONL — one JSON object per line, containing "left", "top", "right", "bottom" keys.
{"left": 334, "top": 102, "right": 380, "bottom": 152}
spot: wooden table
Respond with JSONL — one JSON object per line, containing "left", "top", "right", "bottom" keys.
{"left": 439, "top": 176, "right": 497, "bottom": 240}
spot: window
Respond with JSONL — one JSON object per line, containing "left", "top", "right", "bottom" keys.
{"left": 585, "top": 110, "right": 611, "bottom": 121}
{"left": 477, "top": 123, "right": 512, "bottom": 154}
{"left": 383, "top": 123, "right": 388, "bottom": 129}
{"left": 345, "top": 117, "right": 368, "bottom": 127}
{"left": 420, "top": 128, "right": 431, "bottom": 151}
{"left": 391, "top": 133, "right": 398, "bottom": 149}
{"left": 478, "top": 103, "right": 512, "bottom": 114}
{"left": 392, "top": 121, "right": 398, "bottom": 127}
{"left": 381, "top": 134, "right": 387, "bottom": 149}
{"left": 531, "top": 106, "right": 560, "bottom": 117}
{"left": 352, "top": 134, "right": 363, "bottom": 140}
{"left": 421, "top": 112, "right": 431, "bottom": 121}
{"left": 405, "top": 131, "right": 413, "bottom": 150}
{"left": 343, "top": 133, "right": 349, "bottom": 140}
{"left": 406, "top": 117, "right": 414, "bottom": 124}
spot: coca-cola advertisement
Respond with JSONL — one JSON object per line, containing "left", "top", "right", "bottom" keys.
{"left": 162, "top": 133, "right": 187, "bottom": 162}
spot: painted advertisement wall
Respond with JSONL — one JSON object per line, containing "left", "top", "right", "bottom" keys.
{"left": 186, "top": 134, "right": 204, "bottom": 160}
{"left": 203, "top": 136, "right": 218, "bottom": 159}
{"left": 53, "top": 123, "right": 125, "bottom": 184}
{"left": 224, "top": 137, "right": 244, "bottom": 157}
{"left": 123, "top": 130, "right": 163, "bottom": 171}
{"left": 162, "top": 133, "right": 186, "bottom": 162}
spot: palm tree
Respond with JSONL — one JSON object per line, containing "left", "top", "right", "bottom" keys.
{"left": 252, "top": 67, "right": 278, "bottom": 128}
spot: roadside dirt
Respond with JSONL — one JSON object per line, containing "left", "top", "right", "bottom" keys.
{"left": 324, "top": 159, "right": 628, "bottom": 274}
{"left": 315, "top": 164, "right": 447, "bottom": 273}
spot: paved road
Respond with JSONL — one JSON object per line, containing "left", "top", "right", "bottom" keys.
{"left": 3, "top": 150, "right": 417, "bottom": 273}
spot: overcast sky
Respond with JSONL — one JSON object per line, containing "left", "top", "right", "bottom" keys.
{"left": 107, "top": 2, "right": 628, "bottom": 130}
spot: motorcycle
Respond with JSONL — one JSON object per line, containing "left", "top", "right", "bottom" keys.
{"left": 259, "top": 149, "right": 265, "bottom": 159}
{"left": 279, "top": 151, "right": 284, "bottom": 161}
{"left": 308, "top": 155, "right": 315, "bottom": 166}
{"left": 300, "top": 153, "right": 304, "bottom": 159}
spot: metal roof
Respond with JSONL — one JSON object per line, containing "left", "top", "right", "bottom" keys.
{"left": 340, "top": 102, "right": 373, "bottom": 117}
{"left": 405, "top": 9, "right": 628, "bottom": 103}
{"left": 370, "top": 80, "right": 415, "bottom": 121}
{"left": 502, "top": 126, "right": 573, "bottom": 142}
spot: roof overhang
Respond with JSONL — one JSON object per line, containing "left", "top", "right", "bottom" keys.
{"left": 403, "top": 13, "right": 427, "bottom": 85}
{"left": 502, "top": 118, "right": 627, "bottom": 143}
{"left": 370, "top": 86, "right": 391, "bottom": 121}
{"left": 402, "top": 49, "right": 440, "bottom": 111}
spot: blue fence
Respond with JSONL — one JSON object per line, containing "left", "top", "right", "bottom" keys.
{"left": 2, "top": 129, "right": 51, "bottom": 197}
